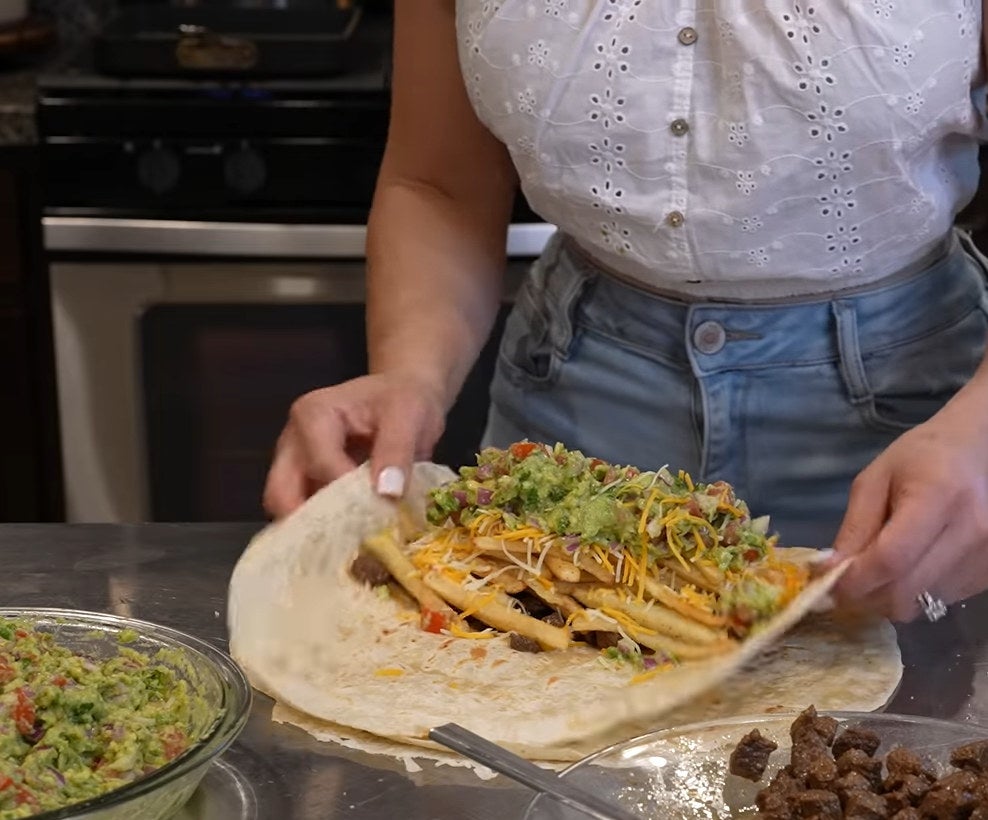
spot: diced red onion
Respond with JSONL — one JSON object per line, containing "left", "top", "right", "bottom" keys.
{"left": 48, "top": 766, "right": 65, "bottom": 786}
{"left": 476, "top": 488, "right": 493, "bottom": 506}
{"left": 642, "top": 657, "right": 658, "bottom": 670}
{"left": 451, "top": 490, "right": 468, "bottom": 507}
{"left": 563, "top": 537, "right": 580, "bottom": 553}
{"left": 475, "top": 464, "right": 494, "bottom": 480}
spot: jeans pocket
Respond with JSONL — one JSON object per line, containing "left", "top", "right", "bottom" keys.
{"left": 497, "top": 236, "right": 594, "bottom": 389}
{"left": 837, "top": 300, "right": 987, "bottom": 434}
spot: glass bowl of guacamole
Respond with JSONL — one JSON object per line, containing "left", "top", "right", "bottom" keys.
{"left": 0, "top": 608, "right": 251, "bottom": 820}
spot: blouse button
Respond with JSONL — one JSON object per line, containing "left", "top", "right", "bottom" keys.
{"left": 666, "top": 211, "right": 685, "bottom": 228}
{"left": 678, "top": 27, "right": 698, "bottom": 46}
{"left": 670, "top": 118, "right": 690, "bottom": 136}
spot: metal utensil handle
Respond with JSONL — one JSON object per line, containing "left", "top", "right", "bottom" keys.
{"left": 428, "top": 724, "right": 639, "bottom": 820}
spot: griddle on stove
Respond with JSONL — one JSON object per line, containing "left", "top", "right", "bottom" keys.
{"left": 94, "top": 0, "right": 361, "bottom": 78}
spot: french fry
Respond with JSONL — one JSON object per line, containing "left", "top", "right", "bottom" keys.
{"left": 573, "top": 586, "right": 723, "bottom": 646}
{"left": 663, "top": 557, "right": 718, "bottom": 592}
{"left": 470, "top": 560, "right": 527, "bottom": 594}
{"left": 641, "top": 577, "right": 727, "bottom": 628}
{"left": 362, "top": 531, "right": 454, "bottom": 624}
{"left": 473, "top": 536, "right": 544, "bottom": 555}
{"left": 622, "top": 623, "right": 735, "bottom": 660}
{"left": 577, "top": 553, "right": 615, "bottom": 584}
{"left": 544, "top": 553, "right": 582, "bottom": 582}
{"left": 524, "top": 577, "right": 584, "bottom": 619}
{"left": 423, "top": 571, "right": 571, "bottom": 650}
{"left": 569, "top": 607, "right": 734, "bottom": 660}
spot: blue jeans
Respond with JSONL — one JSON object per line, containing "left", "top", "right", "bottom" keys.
{"left": 482, "top": 230, "right": 988, "bottom": 547}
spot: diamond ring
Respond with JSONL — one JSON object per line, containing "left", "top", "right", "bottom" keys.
{"left": 917, "top": 590, "right": 947, "bottom": 623}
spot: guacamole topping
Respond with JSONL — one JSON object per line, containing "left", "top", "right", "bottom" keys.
{"left": 0, "top": 619, "right": 197, "bottom": 818}
{"left": 425, "top": 441, "right": 796, "bottom": 630}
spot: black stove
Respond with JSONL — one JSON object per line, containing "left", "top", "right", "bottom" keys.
{"left": 37, "top": 9, "right": 393, "bottom": 224}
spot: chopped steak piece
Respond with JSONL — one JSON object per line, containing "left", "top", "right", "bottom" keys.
{"left": 792, "top": 789, "right": 841, "bottom": 819}
{"left": 918, "top": 770, "right": 981, "bottom": 820}
{"left": 950, "top": 740, "right": 988, "bottom": 774}
{"left": 792, "top": 729, "right": 833, "bottom": 781}
{"left": 756, "top": 768, "right": 801, "bottom": 818}
{"left": 542, "top": 611, "right": 565, "bottom": 628}
{"left": 754, "top": 788, "right": 792, "bottom": 819}
{"left": 832, "top": 726, "right": 882, "bottom": 759}
{"left": 843, "top": 790, "right": 888, "bottom": 820}
{"left": 883, "top": 775, "right": 931, "bottom": 812}
{"left": 885, "top": 747, "right": 929, "bottom": 780}
{"left": 790, "top": 705, "right": 839, "bottom": 746}
{"left": 970, "top": 806, "right": 988, "bottom": 820}
{"left": 593, "top": 631, "right": 621, "bottom": 649}
{"left": 833, "top": 771, "right": 875, "bottom": 805}
{"left": 836, "top": 748, "right": 883, "bottom": 791}
{"left": 889, "top": 809, "right": 921, "bottom": 820}
{"left": 805, "top": 755, "right": 838, "bottom": 790}
{"left": 730, "top": 729, "right": 779, "bottom": 781}
{"left": 508, "top": 633, "right": 542, "bottom": 653}
{"left": 883, "top": 773, "right": 932, "bottom": 802}
{"left": 349, "top": 552, "right": 392, "bottom": 587}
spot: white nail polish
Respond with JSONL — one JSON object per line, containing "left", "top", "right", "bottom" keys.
{"left": 376, "top": 466, "right": 406, "bottom": 497}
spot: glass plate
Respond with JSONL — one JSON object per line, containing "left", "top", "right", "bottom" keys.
{"left": 524, "top": 712, "right": 988, "bottom": 820}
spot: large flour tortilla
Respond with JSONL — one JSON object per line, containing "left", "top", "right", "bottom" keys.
{"left": 228, "top": 463, "right": 903, "bottom": 761}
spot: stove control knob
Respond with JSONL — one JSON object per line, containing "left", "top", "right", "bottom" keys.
{"left": 224, "top": 145, "right": 267, "bottom": 195}
{"left": 136, "top": 144, "right": 181, "bottom": 195}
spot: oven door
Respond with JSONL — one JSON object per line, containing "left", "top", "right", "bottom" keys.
{"left": 44, "top": 219, "right": 554, "bottom": 522}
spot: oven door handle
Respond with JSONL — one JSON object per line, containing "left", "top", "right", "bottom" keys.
{"left": 42, "top": 218, "right": 556, "bottom": 259}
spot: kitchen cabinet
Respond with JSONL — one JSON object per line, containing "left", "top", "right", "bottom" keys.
{"left": 0, "top": 146, "right": 62, "bottom": 521}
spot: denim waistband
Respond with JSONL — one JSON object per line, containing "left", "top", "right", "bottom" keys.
{"left": 564, "top": 230, "right": 988, "bottom": 374}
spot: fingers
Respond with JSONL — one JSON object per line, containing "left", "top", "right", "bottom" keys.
{"left": 262, "top": 429, "right": 309, "bottom": 519}
{"left": 369, "top": 395, "right": 443, "bottom": 498}
{"left": 831, "top": 463, "right": 891, "bottom": 558}
{"left": 835, "top": 490, "right": 948, "bottom": 605}
{"left": 291, "top": 400, "right": 361, "bottom": 483}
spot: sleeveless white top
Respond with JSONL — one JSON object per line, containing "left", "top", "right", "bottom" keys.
{"left": 456, "top": 1, "right": 988, "bottom": 298}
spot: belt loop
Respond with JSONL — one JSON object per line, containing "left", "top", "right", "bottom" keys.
{"left": 832, "top": 299, "right": 871, "bottom": 406}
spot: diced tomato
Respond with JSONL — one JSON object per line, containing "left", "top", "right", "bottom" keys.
{"left": 509, "top": 442, "right": 538, "bottom": 460}
{"left": 0, "top": 776, "right": 12, "bottom": 791}
{"left": 51, "top": 675, "right": 68, "bottom": 688}
{"left": 13, "top": 689, "right": 35, "bottom": 738}
{"left": 743, "top": 549, "right": 760, "bottom": 562}
{"left": 684, "top": 498, "right": 702, "bottom": 517}
{"left": 589, "top": 459, "right": 604, "bottom": 470}
{"left": 0, "top": 656, "right": 13, "bottom": 684}
{"left": 420, "top": 609, "right": 449, "bottom": 634}
{"left": 13, "top": 630, "right": 26, "bottom": 639}
{"left": 14, "top": 787, "right": 34, "bottom": 806}
{"left": 161, "top": 728, "right": 187, "bottom": 761}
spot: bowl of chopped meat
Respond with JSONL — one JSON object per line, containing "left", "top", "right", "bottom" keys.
{"left": 523, "top": 707, "right": 988, "bottom": 819}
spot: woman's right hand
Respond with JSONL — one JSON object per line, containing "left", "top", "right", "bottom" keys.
{"left": 262, "top": 372, "right": 446, "bottom": 519}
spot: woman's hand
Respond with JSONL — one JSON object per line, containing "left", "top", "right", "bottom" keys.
{"left": 831, "top": 377, "right": 988, "bottom": 620}
{"left": 262, "top": 373, "right": 446, "bottom": 519}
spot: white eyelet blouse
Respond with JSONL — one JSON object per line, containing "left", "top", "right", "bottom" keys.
{"left": 456, "top": 1, "right": 988, "bottom": 298}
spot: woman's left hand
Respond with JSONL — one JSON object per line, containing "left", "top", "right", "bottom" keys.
{"left": 830, "top": 375, "right": 988, "bottom": 621}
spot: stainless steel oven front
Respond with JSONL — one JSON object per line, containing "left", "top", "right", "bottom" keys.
{"left": 44, "top": 217, "right": 554, "bottom": 523}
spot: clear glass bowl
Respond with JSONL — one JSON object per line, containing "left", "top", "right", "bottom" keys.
{"left": 524, "top": 712, "right": 988, "bottom": 819}
{"left": 0, "top": 608, "right": 252, "bottom": 820}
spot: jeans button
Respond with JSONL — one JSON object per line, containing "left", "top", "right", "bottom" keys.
{"left": 693, "top": 320, "right": 726, "bottom": 354}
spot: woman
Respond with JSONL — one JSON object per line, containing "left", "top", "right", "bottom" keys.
{"left": 263, "top": 2, "right": 988, "bottom": 622}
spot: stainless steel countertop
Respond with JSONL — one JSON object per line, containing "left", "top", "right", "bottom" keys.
{"left": 3, "top": 522, "right": 988, "bottom": 819}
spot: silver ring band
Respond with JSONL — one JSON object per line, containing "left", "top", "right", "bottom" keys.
{"left": 917, "top": 590, "right": 948, "bottom": 622}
